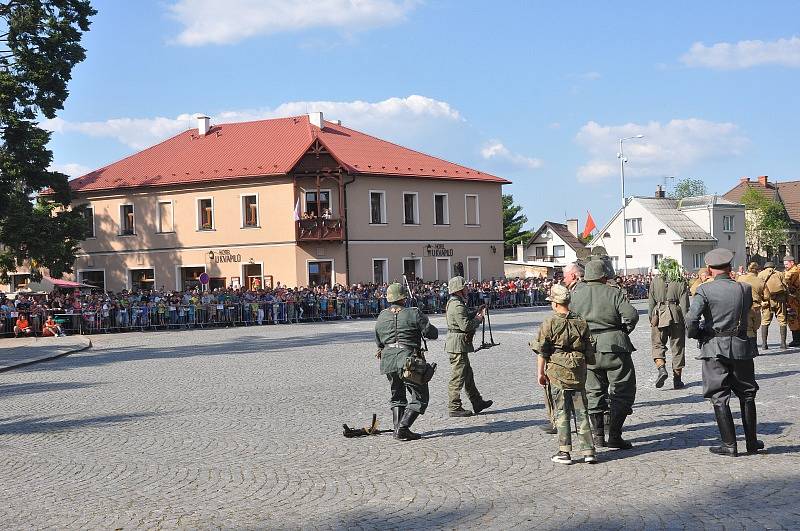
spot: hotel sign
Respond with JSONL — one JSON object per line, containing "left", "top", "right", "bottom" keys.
{"left": 425, "top": 243, "right": 454, "bottom": 257}
{"left": 208, "top": 249, "right": 242, "bottom": 263}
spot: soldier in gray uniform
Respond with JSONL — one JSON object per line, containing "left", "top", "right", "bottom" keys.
{"left": 686, "top": 248, "right": 764, "bottom": 457}
{"left": 570, "top": 260, "right": 640, "bottom": 449}
{"left": 648, "top": 259, "right": 690, "bottom": 389}
{"left": 375, "top": 283, "right": 439, "bottom": 441}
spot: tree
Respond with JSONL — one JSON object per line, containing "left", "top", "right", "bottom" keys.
{"left": 502, "top": 194, "right": 532, "bottom": 259}
{"left": 740, "top": 187, "right": 789, "bottom": 261}
{"left": 0, "top": 0, "right": 95, "bottom": 282}
{"left": 670, "top": 178, "right": 707, "bottom": 199}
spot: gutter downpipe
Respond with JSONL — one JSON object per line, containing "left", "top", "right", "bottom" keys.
{"left": 343, "top": 174, "right": 356, "bottom": 286}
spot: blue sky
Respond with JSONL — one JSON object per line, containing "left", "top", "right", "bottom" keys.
{"left": 45, "top": 0, "right": 800, "bottom": 230}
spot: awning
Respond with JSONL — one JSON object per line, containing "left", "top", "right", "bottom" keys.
{"left": 47, "top": 277, "right": 93, "bottom": 288}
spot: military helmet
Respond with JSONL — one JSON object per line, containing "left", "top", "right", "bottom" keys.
{"left": 591, "top": 246, "right": 608, "bottom": 257}
{"left": 584, "top": 260, "right": 607, "bottom": 282}
{"left": 747, "top": 262, "right": 759, "bottom": 273}
{"left": 575, "top": 247, "right": 591, "bottom": 261}
{"left": 385, "top": 283, "right": 407, "bottom": 303}
{"left": 448, "top": 276, "right": 466, "bottom": 293}
{"left": 764, "top": 261, "right": 775, "bottom": 269}
{"left": 546, "top": 284, "right": 570, "bottom": 304}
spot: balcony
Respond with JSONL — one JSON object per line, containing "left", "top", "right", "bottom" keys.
{"left": 296, "top": 218, "right": 344, "bottom": 242}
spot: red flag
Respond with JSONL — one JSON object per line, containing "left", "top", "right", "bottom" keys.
{"left": 582, "top": 212, "right": 596, "bottom": 239}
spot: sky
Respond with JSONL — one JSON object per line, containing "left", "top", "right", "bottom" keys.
{"left": 44, "top": 0, "right": 800, "bottom": 231}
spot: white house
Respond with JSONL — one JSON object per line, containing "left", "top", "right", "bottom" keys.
{"left": 590, "top": 187, "right": 746, "bottom": 274}
{"left": 505, "top": 220, "right": 587, "bottom": 277}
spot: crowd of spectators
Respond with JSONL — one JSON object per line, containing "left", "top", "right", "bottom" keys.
{"left": 0, "top": 274, "right": 656, "bottom": 339}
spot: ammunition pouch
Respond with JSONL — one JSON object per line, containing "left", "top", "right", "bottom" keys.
{"left": 402, "top": 353, "right": 437, "bottom": 385}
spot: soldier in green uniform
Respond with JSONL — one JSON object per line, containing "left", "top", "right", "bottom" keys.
{"left": 570, "top": 260, "right": 640, "bottom": 449}
{"left": 375, "top": 283, "right": 439, "bottom": 441}
{"left": 531, "top": 284, "right": 598, "bottom": 465}
{"left": 445, "top": 276, "right": 493, "bottom": 417}
{"left": 648, "top": 258, "right": 690, "bottom": 390}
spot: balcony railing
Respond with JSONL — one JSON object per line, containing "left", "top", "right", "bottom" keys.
{"left": 296, "top": 218, "right": 344, "bottom": 242}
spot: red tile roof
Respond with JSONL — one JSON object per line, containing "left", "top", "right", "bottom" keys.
{"left": 68, "top": 115, "right": 509, "bottom": 193}
{"left": 723, "top": 178, "right": 800, "bottom": 224}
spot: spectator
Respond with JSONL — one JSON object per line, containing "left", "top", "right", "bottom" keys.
{"left": 14, "top": 313, "right": 33, "bottom": 337}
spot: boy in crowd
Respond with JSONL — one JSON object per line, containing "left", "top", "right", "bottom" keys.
{"left": 531, "top": 284, "right": 597, "bottom": 465}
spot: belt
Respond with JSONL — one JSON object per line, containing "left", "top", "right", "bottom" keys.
{"left": 712, "top": 330, "right": 740, "bottom": 337}
{"left": 590, "top": 326, "right": 623, "bottom": 333}
{"left": 388, "top": 343, "right": 419, "bottom": 349}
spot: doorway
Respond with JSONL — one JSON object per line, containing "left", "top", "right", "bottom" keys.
{"left": 403, "top": 258, "right": 422, "bottom": 281}
{"left": 308, "top": 260, "right": 333, "bottom": 286}
{"left": 243, "top": 263, "right": 263, "bottom": 290}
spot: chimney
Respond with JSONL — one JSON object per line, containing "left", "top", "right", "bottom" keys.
{"left": 197, "top": 115, "right": 210, "bottom": 136}
{"left": 655, "top": 184, "right": 665, "bottom": 198}
{"left": 758, "top": 175, "right": 768, "bottom": 186}
{"left": 309, "top": 111, "right": 324, "bottom": 129}
{"left": 566, "top": 219, "right": 579, "bottom": 237}
{"left": 740, "top": 176, "right": 750, "bottom": 183}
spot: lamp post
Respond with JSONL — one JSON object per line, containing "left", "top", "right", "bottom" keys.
{"left": 617, "top": 134, "right": 645, "bottom": 276}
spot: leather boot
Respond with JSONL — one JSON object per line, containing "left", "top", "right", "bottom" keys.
{"left": 394, "top": 409, "right": 422, "bottom": 441}
{"left": 709, "top": 404, "right": 738, "bottom": 457}
{"left": 761, "top": 325, "right": 769, "bottom": 350}
{"left": 655, "top": 365, "right": 669, "bottom": 388}
{"left": 392, "top": 406, "right": 405, "bottom": 430}
{"left": 673, "top": 370, "right": 685, "bottom": 390}
{"left": 589, "top": 413, "right": 606, "bottom": 447}
{"left": 739, "top": 398, "right": 765, "bottom": 454}
{"left": 606, "top": 407, "right": 633, "bottom": 449}
{"left": 780, "top": 326, "right": 788, "bottom": 349}
{"left": 789, "top": 330, "right": 800, "bottom": 347}
{"left": 472, "top": 399, "right": 493, "bottom": 415}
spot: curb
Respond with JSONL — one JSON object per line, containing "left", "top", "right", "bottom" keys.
{"left": 0, "top": 338, "right": 93, "bottom": 373}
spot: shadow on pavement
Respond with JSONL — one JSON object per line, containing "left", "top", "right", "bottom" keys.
{"left": 0, "top": 381, "right": 102, "bottom": 399}
{"left": 425, "top": 419, "right": 543, "bottom": 438}
{"left": 0, "top": 411, "right": 157, "bottom": 435}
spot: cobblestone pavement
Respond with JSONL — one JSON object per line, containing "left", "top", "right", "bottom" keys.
{"left": 1, "top": 304, "right": 798, "bottom": 529}
{"left": 0, "top": 336, "right": 91, "bottom": 371}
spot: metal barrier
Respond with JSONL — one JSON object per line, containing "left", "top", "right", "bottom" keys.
{"left": 1, "top": 288, "right": 648, "bottom": 338}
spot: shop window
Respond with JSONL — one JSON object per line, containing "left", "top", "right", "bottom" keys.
{"left": 308, "top": 260, "right": 333, "bottom": 286}
{"left": 79, "top": 270, "right": 105, "bottom": 291}
{"left": 130, "top": 268, "right": 155, "bottom": 291}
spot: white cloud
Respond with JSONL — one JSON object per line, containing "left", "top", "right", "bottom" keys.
{"left": 681, "top": 36, "right": 800, "bottom": 70}
{"left": 480, "top": 141, "right": 543, "bottom": 170}
{"left": 49, "top": 162, "right": 92, "bottom": 178}
{"left": 42, "top": 95, "right": 463, "bottom": 151}
{"left": 167, "top": 0, "right": 418, "bottom": 46}
{"left": 575, "top": 119, "right": 749, "bottom": 184}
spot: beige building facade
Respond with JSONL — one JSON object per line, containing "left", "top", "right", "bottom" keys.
{"left": 62, "top": 114, "right": 507, "bottom": 292}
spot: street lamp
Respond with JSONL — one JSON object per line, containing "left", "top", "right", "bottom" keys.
{"left": 617, "top": 134, "right": 645, "bottom": 276}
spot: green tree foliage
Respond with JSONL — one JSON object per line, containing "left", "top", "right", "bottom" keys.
{"left": 502, "top": 194, "right": 532, "bottom": 258}
{"left": 0, "top": 0, "right": 95, "bottom": 281}
{"left": 740, "top": 187, "right": 789, "bottom": 260}
{"left": 670, "top": 178, "right": 707, "bottom": 199}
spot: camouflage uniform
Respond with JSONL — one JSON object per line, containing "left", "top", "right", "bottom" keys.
{"left": 375, "top": 283, "right": 439, "bottom": 440}
{"left": 531, "top": 284, "right": 596, "bottom": 462}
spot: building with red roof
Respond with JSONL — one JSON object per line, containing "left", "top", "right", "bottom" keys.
{"left": 67, "top": 112, "right": 509, "bottom": 291}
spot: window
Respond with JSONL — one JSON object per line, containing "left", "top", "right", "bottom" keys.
{"left": 403, "top": 192, "right": 419, "bottom": 225}
{"left": 723, "top": 215, "right": 735, "bottom": 232}
{"left": 178, "top": 266, "right": 205, "bottom": 290}
{"left": 79, "top": 205, "right": 95, "bottom": 238}
{"left": 535, "top": 246, "right": 547, "bottom": 258}
{"left": 693, "top": 252, "right": 706, "bottom": 269}
{"left": 157, "top": 201, "right": 174, "bottom": 233}
{"left": 467, "top": 256, "right": 482, "bottom": 281}
{"left": 10, "top": 273, "right": 30, "bottom": 291}
{"left": 658, "top": 229, "right": 667, "bottom": 235}
{"left": 403, "top": 258, "right": 422, "bottom": 281}
{"left": 434, "top": 193, "right": 449, "bottom": 225}
{"left": 305, "top": 190, "right": 330, "bottom": 216}
{"left": 79, "top": 270, "right": 105, "bottom": 291}
{"left": 370, "top": 191, "right": 386, "bottom": 224}
{"left": 373, "top": 259, "right": 388, "bottom": 284}
{"left": 435, "top": 258, "right": 450, "bottom": 281}
{"left": 465, "top": 194, "right": 479, "bottom": 225}
{"left": 242, "top": 195, "right": 259, "bottom": 227}
{"left": 308, "top": 260, "right": 333, "bottom": 287}
{"left": 198, "top": 198, "right": 214, "bottom": 230}
{"left": 625, "top": 218, "right": 642, "bottom": 235}
{"left": 130, "top": 268, "right": 155, "bottom": 291}
{"left": 119, "top": 204, "right": 134, "bottom": 235}
{"left": 652, "top": 254, "right": 664, "bottom": 268}
{"left": 553, "top": 245, "right": 566, "bottom": 258}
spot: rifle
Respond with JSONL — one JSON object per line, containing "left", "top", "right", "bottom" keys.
{"left": 475, "top": 305, "right": 500, "bottom": 352}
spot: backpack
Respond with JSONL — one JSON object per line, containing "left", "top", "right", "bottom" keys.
{"left": 765, "top": 270, "right": 786, "bottom": 295}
